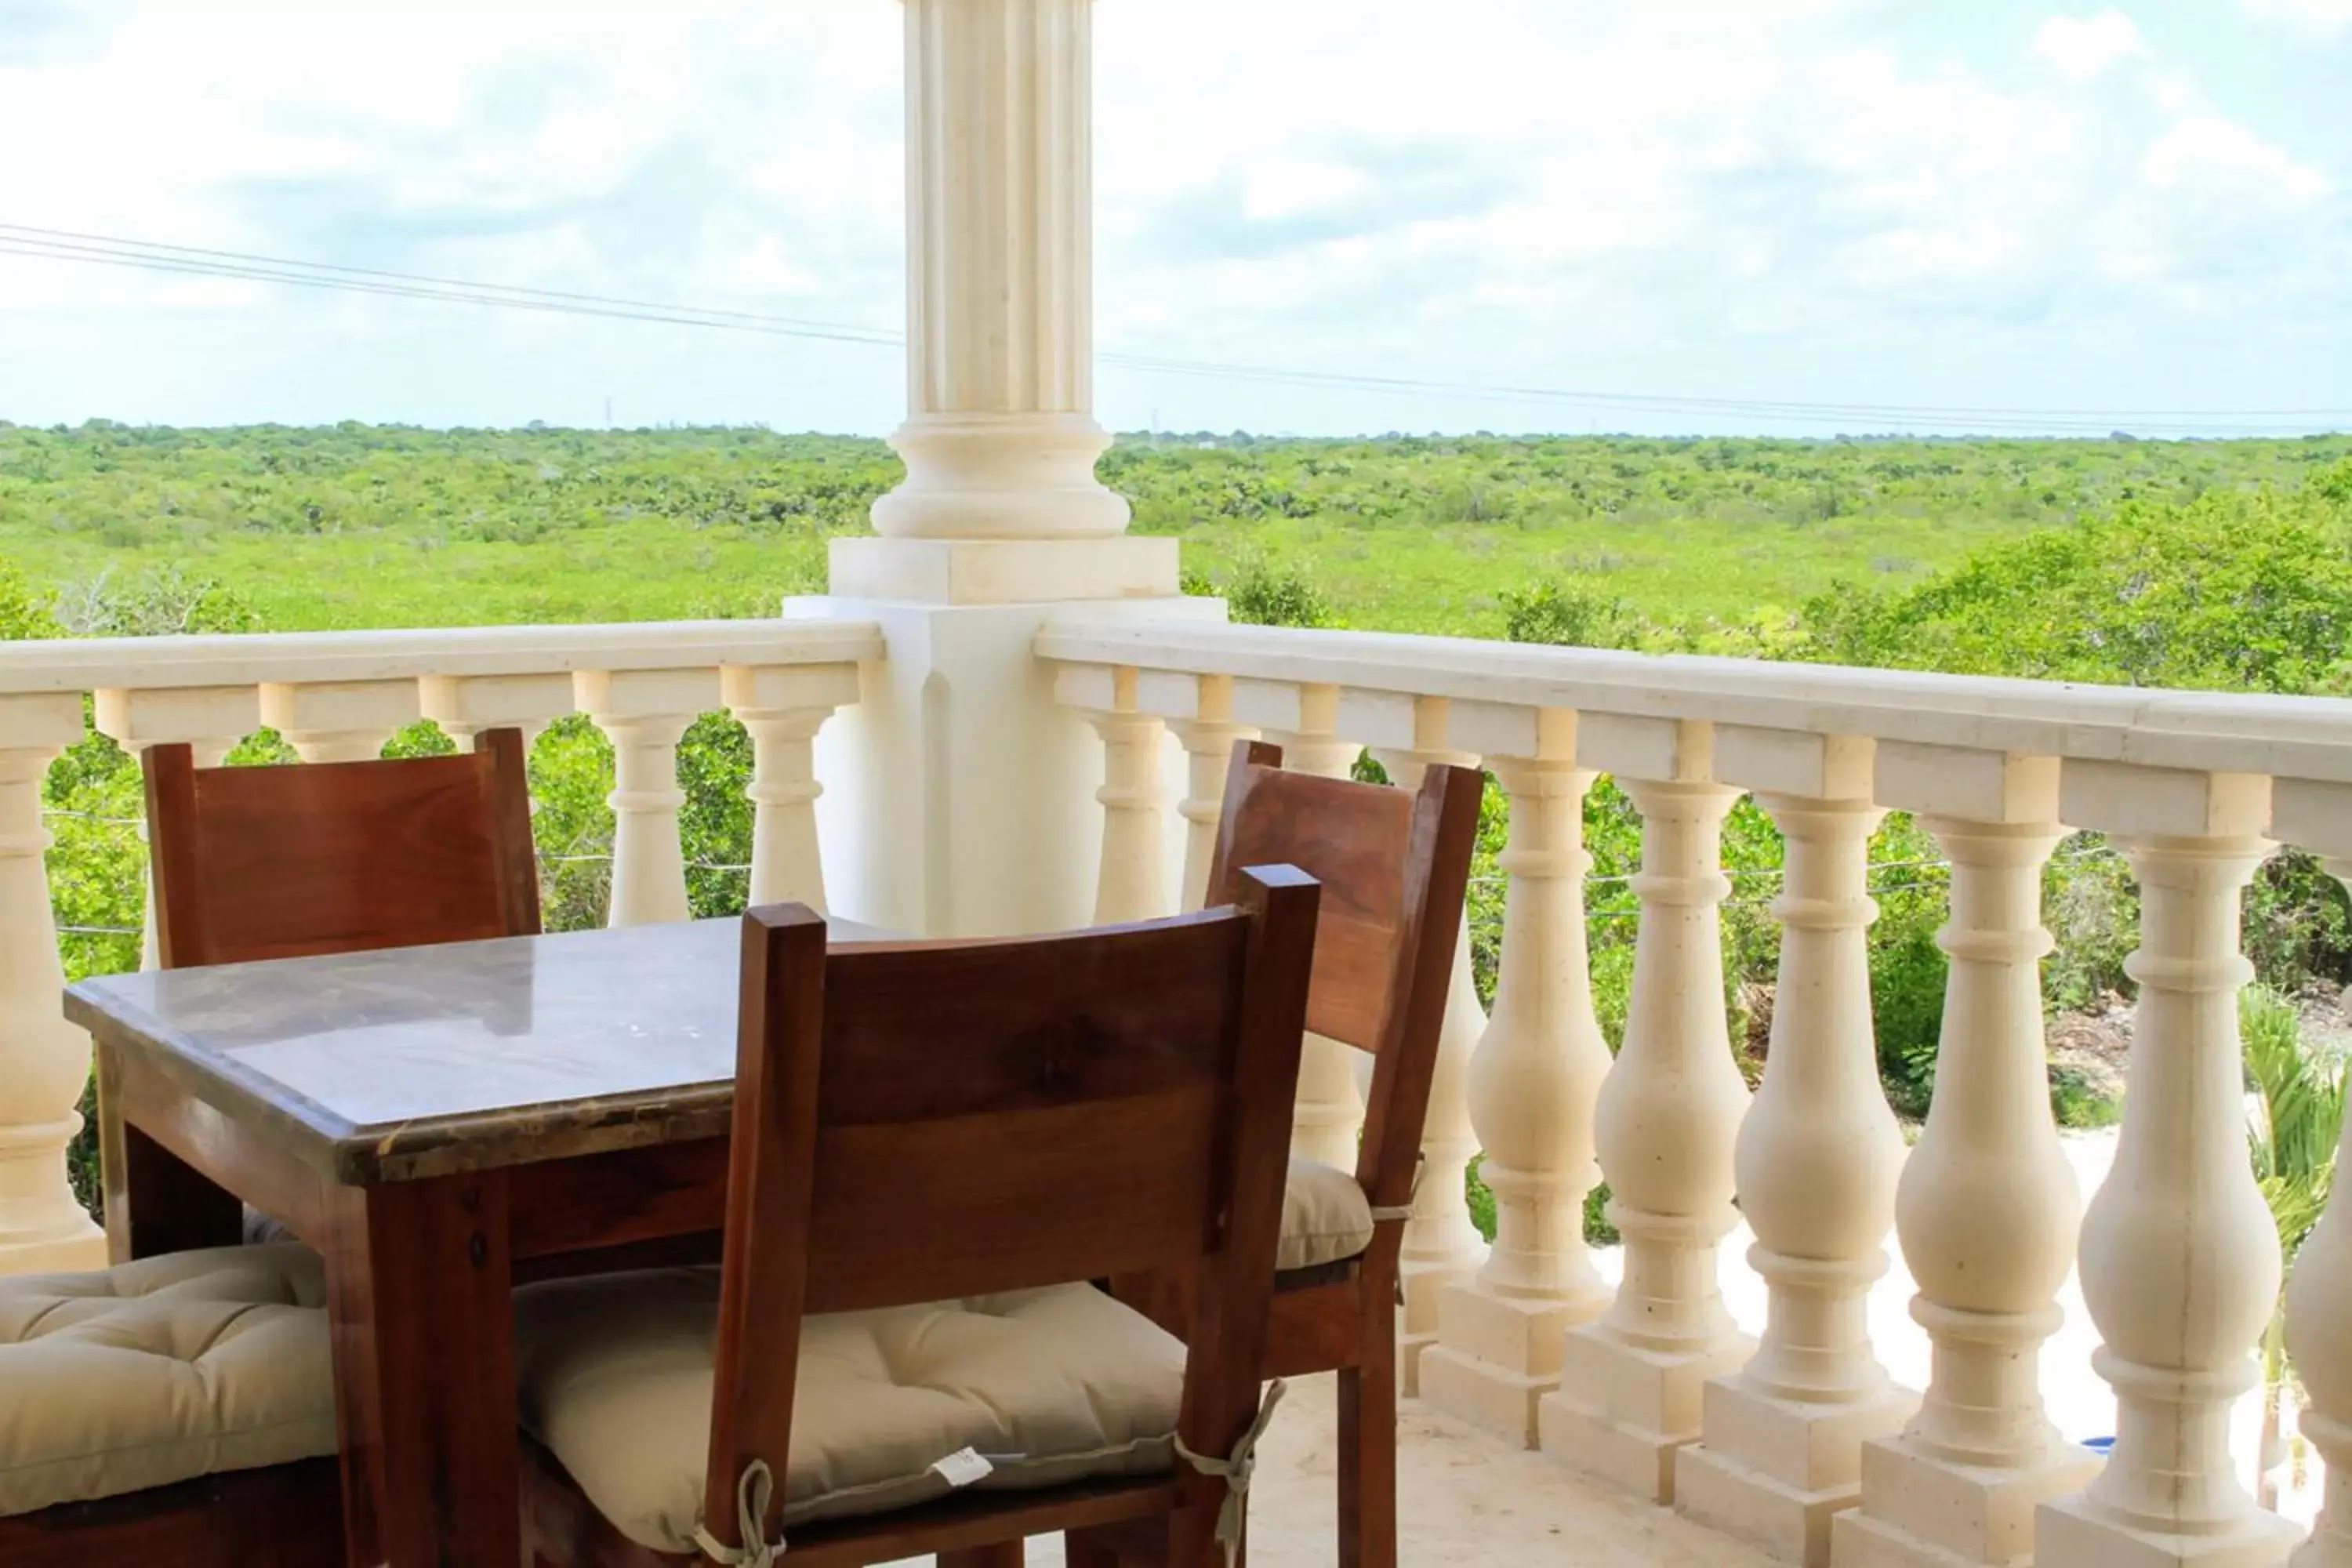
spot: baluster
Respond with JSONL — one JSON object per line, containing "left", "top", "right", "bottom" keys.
{"left": 2040, "top": 764, "right": 2299, "bottom": 1566}
{"left": 1370, "top": 696, "right": 1489, "bottom": 1396}
{"left": 723, "top": 663, "right": 859, "bottom": 912}
{"left": 575, "top": 670, "right": 714, "bottom": 928}
{"left": 1171, "top": 674, "right": 1257, "bottom": 913}
{"left": 1676, "top": 732, "right": 1913, "bottom": 1567}
{"left": 1085, "top": 667, "right": 1171, "bottom": 926}
{"left": 418, "top": 671, "right": 575, "bottom": 753}
{"left": 1545, "top": 718, "right": 1752, "bottom": 1502}
{"left": 1422, "top": 707, "right": 1611, "bottom": 1445}
{"left": 0, "top": 694, "right": 107, "bottom": 1275}
{"left": 1271, "top": 684, "right": 1368, "bottom": 1172}
{"left": 257, "top": 679, "right": 418, "bottom": 763}
{"left": 2287, "top": 862, "right": 2352, "bottom": 1568}
{"left": 94, "top": 687, "right": 257, "bottom": 971}
{"left": 1838, "top": 747, "right": 2097, "bottom": 1566}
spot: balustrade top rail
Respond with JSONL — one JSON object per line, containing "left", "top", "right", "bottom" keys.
{"left": 0, "top": 616, "right": 884, "bottom": 695}
{"left": 1036, "top": 615, "right": 2352, "bottom": 786}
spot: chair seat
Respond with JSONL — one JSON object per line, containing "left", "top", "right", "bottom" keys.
{"left": 0, "top": 1243, "right": 336, "bottom": 1519}
{"left": 514, "top": 1271, "right": 1189, "bottom": 1555}
{"left": 1279, "top": 1158, "right": 1375, "bottom": 1272}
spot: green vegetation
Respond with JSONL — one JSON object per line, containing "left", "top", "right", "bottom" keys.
{"left": 9, "top": 421, "right": 2352, "bottom": 1231}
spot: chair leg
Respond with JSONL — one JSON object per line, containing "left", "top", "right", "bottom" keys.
{"left": 1337, "top": 1342, "right": 1399, "bottom": 1568}
{"left": 938, "top": 1546, "right": 1025, "bottom": 1568}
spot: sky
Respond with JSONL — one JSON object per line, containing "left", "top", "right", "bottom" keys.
{"left": 2, "top": 0, "right": 2349, "bottom": 438}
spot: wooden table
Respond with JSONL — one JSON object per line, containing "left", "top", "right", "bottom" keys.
{"left": 64, "top": 914, "right": 893, "bottom": 1568}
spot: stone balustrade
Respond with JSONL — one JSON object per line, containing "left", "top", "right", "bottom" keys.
{"left": 1039, "top": 614, "right": 2352, "bottom": 1568}
{"left": 0, "top": 616, "right": 875, "bottom": 1278}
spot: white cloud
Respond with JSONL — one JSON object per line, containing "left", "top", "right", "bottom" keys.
{"left": 2239, "top": 0, "right": 2352, "bottom": 34}
{"left": 2031, "top": 10, "right": 2154, "bottom": 83}
{"left": 2140, "top": 115, "right": 2332, "bottom": 203}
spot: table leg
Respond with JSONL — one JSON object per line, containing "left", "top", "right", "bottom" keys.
{"left": 325, "top": 1170, "right": 518, "bottom": 1568}
{"left": 98, "top": 1048, "right": 240, "bottom": 1263}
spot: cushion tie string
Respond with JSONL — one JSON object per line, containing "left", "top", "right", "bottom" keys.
{"left": 1173, "top": 1378, "right": 1289, "bottom": 1568}
{"left": 1366, "top": 1152, "right": 1427, "bottom": 1224}
{"left": 693, "top": 1458, "right": 786, "bottom": 1568}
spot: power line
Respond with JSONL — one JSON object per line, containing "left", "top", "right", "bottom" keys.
{"left": 5, "top": 221, "right": 2347, "bottom": 435}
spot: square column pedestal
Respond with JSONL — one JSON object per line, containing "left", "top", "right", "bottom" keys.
{"left": 1834, "top": 1432, "right": 2101, "bottom": 1568}
{"left": 1672, "top": 1377, "right": 1918, "bottom": 1567}
{"left": 797, "top": 535, "right": 1206, "bottom": 941}
{"left": 1541, "top": 1325, "right": 1757, "bottom": 1503}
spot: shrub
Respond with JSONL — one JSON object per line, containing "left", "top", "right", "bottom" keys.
{"left": 1501, "top": 581, "right": 1647, "bottom": 651}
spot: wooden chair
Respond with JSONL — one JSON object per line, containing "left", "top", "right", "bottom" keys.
{"left": 143, "top": 726, "right": 541, "bottom": 969}
{"left": 1116, "top": 739, "right": 1484, "bottom": 1568}
{"left": 515, "top": 877, "right": 1322, "bottom": 1568}
{"left": 0, "top": 733, "right": 551, "bottom": 1565}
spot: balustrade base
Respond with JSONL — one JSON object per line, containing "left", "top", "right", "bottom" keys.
{"left": 2037, "top": 1494, "right": 2301, "bottom": 1568}
{"left": 1835, "top": 1430, "right": 2101, "bottom": 1568}
{"left": 1399, "top": 1257, "right": 1479, "bottom": 1398}
{"left": 1541, "top": 1326, "right": 1757, "bottom": 1502}
{"left": 1422, "top": 1285, "right": 1603, "bottom": 1446}
{"left": 1675, "top": 1376, "right": 1918, "bottom": 1566}
{"left": 0, "top": 1221, "right": 107, "bottom": 1276}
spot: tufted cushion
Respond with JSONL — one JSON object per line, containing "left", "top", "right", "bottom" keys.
{"left": 1279, "top": 1158, "right": 1374, "bottom": 1272}
{"left": 514, "top": 1271, "right": 1189, "bottom": 1554}
{"left": 0, "top": 1243, "right": 336, "bottom": 1519}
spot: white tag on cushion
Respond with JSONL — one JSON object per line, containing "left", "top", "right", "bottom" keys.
{"left": 930, "top": 1448, "right": 994, "bottom": 1488}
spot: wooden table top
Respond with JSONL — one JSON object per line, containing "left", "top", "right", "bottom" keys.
{"left": 65, "top": 915, "right": 895, "bottom": 1186}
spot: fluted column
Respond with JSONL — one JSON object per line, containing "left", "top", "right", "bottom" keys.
{"left": 1423, "top": 709, "right": 1613, "bottom": 1446}
{"left": 2040, "top": 765, "right": 2299, "bottom": 1567}
{"left": 1172, "top": 676, "right": 1256, "bottom": 913}
{"left": 1272, "top": 706, "right": 1367, "bottom": 1171}
{"left": 1840, "top": 750, "right": 2096, "bottom": 1568}
{"left": 1087, "top": 667, "right": 1171, "bottom": 926}
{"left": 723, "top": 665, "right": 859, "bottom": 913}
{"left": 258, "top": 679, "right": 417, "bottom": 764}
{"left": 1545, "top": 745, "right": 1752, "bottom": 1501}
{"left": 1677, "top": 734, "right": 1913, "bottom": 1567}
{"left": 0, "top": 695, "right": 106, "bottom": 1276}
{"left": 576, "top": 670, "right": 716, "bottom": 929}
{"left": 1371, "top": 696, "right": 1489, "bottom": 1396}
{"left": 869, "top": 0, "right": 1127, "bottom": 541}
{"left": 2287, "top": 859, "right": 2352, "bottom": 1568}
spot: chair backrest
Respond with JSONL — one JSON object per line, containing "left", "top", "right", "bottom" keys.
{"left": 143, "top": 728, "right": 542, "bottom": 968}
{"left": 1204, "top": 739, "right": 1484, "bottom": 1223}
{"left": 706, "top": 873, "right": 1322, "bottom": 1558}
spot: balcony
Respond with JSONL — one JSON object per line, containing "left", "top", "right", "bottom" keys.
{"left": 2, "top": 606, "right": 2348, "bottom": 1566}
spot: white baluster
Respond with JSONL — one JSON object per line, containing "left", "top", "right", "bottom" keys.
{"left": 2040, "top": 764, "right": 2299, "bottom": 1567}
{"left": 1172, "top": 674, "right": 1257, "bottom": 914}
{"left": 575, "top": 670, "right": 715, "bottom": 929}
{"left": 0, "top": 694, "right": 106, "bottom": 1275}
{"left": 257, "top": 679, "right": 418, "bottom": 763}
{"left": 1371, "top": 695, "right": 1489, "bottom": 1396}
{"left": 723, "top": 664, "right": 859, "bottom": 912}
{"left": 1271, "top": 688, "right": 1368, "bottom": 1172}
{"left": 1545, "top": 721, "right": 1752, "bottom": 1503}
{"left": 1422, "top": 708, "right": 1612, "bottom": 1446}
{"left": 2287, "top": 858, "right": 2352, "bottom": 1568}
{"left": 1086, "top": 667, "right": 1171, "bottom": 926}
{"left": 1839, "top": 746, "right": 2097, "bottom": 1566}
{"left": 1677, "top": 732, "right": 1913, "bottom": 1567}
{"left": 94, "top": 686, "right": 257, "bottom": 972}
{"left": 418, "top": 671, "right": 575, "bottom": 753}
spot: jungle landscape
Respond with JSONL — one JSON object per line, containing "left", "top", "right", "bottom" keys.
{"left": 7, "top": 419, "right": 2352, "bottom": 1300}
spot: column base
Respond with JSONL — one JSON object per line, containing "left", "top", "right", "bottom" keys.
{"left": 0, "top": 1214, "right": 107, "bottom": 1276}
{"left": 1540, "top": 1325, "right": 1756, "bottom": 1503}
{"left": 1834, "top": 1431, "right": 2102, "bottom": 1567}
{"left": 2036, "top": 1494, "right": 2301, "bottom": 1568}
{"left": 828, "top": 535, "right": 1178, "bottom": 604}
{"left": 1421, "top": 1282, "right": 1606, "bottom": 1446}
{"left": 1673, "top": 1374, "right": 1918, "bottom": 1566}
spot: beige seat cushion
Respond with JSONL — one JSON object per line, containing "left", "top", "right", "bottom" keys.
{"left": 0, "top": 1243, "right": 336, "bottom": 1519}
{"left": 514, "top": 1272, "right": 1189, "bottom": 1555}
{"left": 1279, "top": 1158, "right": 1374, "bottom": 1272}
